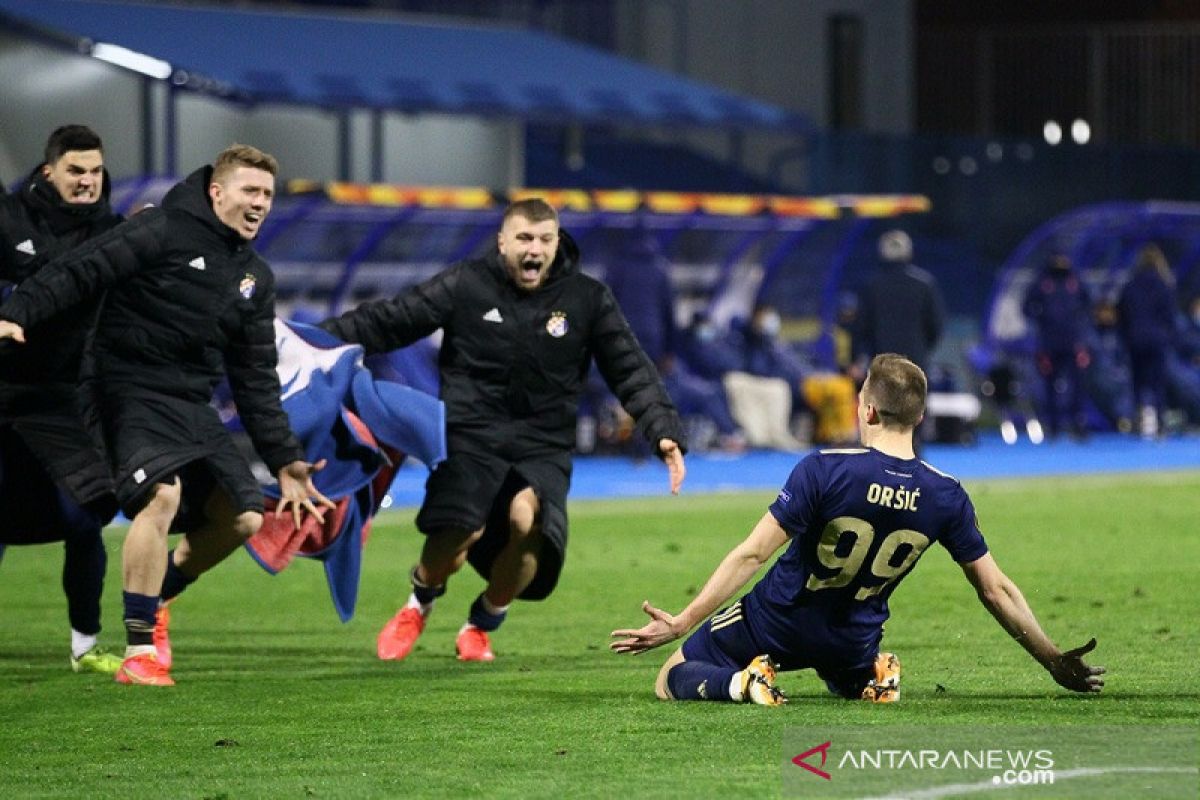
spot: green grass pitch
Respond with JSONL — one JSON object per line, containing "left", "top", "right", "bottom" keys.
{"left": 1, "top": 470, "right": 1197, "bottom": 798}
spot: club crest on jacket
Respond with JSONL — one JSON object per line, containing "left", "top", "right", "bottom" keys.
{"left": 545, "top": 311, "right": 568, "bottom": 338}
{"left": 239, "top": 273, "right": 257, "bottom": 299}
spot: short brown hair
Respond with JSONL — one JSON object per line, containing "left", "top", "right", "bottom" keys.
{"left": 212, "top": 143, "right": 278, "bottom": 183}
{"left": 863, "top": 353, "right": 927, "bottom": 428}
{"left": 502, "top": 197, "right": 558, "bottom": 227}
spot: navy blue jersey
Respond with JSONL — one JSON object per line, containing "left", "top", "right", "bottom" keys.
{"left": 744, "top": 447, "right": 987, "bottom": 669}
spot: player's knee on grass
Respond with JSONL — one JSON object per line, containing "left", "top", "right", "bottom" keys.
{"left": 656, "top": 650, "right": 687, "bottom": 700}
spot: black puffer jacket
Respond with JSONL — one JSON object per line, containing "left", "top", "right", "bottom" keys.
{"left": 0, "top": 167, "right": 302, "bottom": 473}
{"left": 322, "top": 231, "right": 685, "bottom": 455}
{"left": 0, "top": 166, "right": 123, "bottom": 385}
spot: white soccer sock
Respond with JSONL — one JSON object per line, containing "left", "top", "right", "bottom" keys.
{"left": 404, "top": 593, "right": 434, "bottom": 617}
{"left": 71, "top": 630, "right": 97, "bottom": 660}
{"left": 729, "top": 673, "right": 746, "bottom": 703}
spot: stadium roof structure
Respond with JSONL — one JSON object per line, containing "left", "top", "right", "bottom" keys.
{"left": 0, "top": 0, "right": 808, "bottom": 134}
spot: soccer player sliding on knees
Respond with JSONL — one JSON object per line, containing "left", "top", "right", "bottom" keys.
{"left": 611, "top": 354, "right": 1104, "bottom": 705}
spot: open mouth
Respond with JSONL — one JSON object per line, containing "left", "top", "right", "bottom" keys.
{"left": 520, "top": 261, "right": 542, "bottom": 281}
{"left": 243, "top": 211, "right": 262, "bottom": 229}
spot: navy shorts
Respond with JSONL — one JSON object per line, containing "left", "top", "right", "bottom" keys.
{"left": 681, "top": 597, "right": 881, "bottom": 699}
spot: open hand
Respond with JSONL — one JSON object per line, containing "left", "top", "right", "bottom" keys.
{"left": 1047, "top": 637, "right": 1105, "bottom": 693}
{"left": 610, "top": 601, "right": 681, "bottom": 655}
{"left": 275, "top": 459, "right": 337, "bottom": 528}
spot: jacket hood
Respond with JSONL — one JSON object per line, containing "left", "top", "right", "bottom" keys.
{"left": 17, "top": 163, "right": 114, "bottom": 234}
{"left": 161, "top": 165, "right": 246, "bottom": 246}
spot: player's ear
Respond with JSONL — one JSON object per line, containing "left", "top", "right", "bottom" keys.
{"left": 864, "top": 403, "right": 881, "bottom": 425}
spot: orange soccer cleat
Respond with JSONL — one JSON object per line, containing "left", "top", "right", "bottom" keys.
{"left": 153, "top": 602, "right": 173, "bottom": 670}
{"left": 377, "top": 607, "right": 426, "bottom": 661}
{"left": 861, "top": 651, "right": 901, "bottom": 703}
{"left": 114, "top": 653, "right": 174, "bottom": 687}
{"left": 737, "top": 654, "right": 787, "bottom": 706}
{"left": 455, "top": 625, "right": 495, "bottom": 662}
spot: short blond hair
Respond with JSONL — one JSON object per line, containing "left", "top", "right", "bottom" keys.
{"left": 212, "top": 143, "right": 278, "bottom": 183}
{"left": 502, "top": 198, "right": 558, "bottom": 227}
{"left": 864, "top": 353, "right": 926, "bottom": 428}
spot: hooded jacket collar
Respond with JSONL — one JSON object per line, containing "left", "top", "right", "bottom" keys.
{"left": 161, "top": 165, "right": 249, "bottom": 249}
{"left": 18, "top": 164, "right": 115, "bottom": 235}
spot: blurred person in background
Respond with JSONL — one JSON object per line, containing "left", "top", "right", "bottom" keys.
{"left": 1022, "top": 253, "right": 1093, "bottom": 440}
{"left": 607, "top": 235, "right": 745, "bottom": 453}
{"left": 854, "top": 230, "right": 945, "bottom": 377}
{"left": 0, "top": 125, "right": 123, "bottom": 675}
{"left": 736, "top": 304, "right": 856, "bottom": 446}
{"left": 679, "top": 311, "right": 788, "bottom": 451}
{"left": 854, "top": 230, "right": 945, "bottom": 450}
{"left": 1116, "top": 244, "right": 1177, "bottom": 438}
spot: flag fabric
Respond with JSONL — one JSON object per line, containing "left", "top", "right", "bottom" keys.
{"left": 244, "top": 319, "right": 446, "bottom": 621}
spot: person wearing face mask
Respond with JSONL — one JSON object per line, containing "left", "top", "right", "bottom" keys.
{"left": 736, "top": 304, "right": 858, "bottom": 446}
{"left": 0, "top": 144, "right": 333, "bottom": 686}
{"left": 604, "top": 236, "right": 745, "bottom": 454}
{"left": 679, "top": 311, "right": 794, "bottom": 450}
{"left": 320, "top": 198, "right": 687, "bottom": 665}
{"left": 0, "top": 125, "right": 124, "bottom": 675}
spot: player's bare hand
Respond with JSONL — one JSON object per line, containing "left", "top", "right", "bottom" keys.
{"left": 657, "top": 438, "right": 686, "bottom": 495}
{"left": 0, "top": 320, "right": 26, "bottom": 343}
{"left": 275, "top": 459, "right": 337, "bottom": 528}
{"left": 610, "top": 601, "right": 681, "bottom": 654}
{"left": 1047, "top": 637, "right": 1105, "bottom": 693}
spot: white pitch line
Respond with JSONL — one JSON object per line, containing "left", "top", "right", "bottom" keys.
{"left": 855, "top": 766, "right": 1198, "bottom": 800}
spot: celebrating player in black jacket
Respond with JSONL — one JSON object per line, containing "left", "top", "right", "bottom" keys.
{"left": 0, "top": 125, "right": 124, "bottom": 675}
{"left": 321, "top": 197, "right": 687, "bottom": 663}
{"left": 0, "top": 144, "right": 333, "bottom": 686}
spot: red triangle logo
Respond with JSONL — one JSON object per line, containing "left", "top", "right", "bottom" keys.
{"left": 792, "top": 741, "right": 832, "bottom": 780}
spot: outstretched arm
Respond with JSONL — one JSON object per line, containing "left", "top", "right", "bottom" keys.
{"left": 961, "top": 553, "right": 1105, "bottom": 693}
{"left": 319, "top": 264, "right": 458, "bottom": 354}
{"left": 0, "top": 212, "right": 161, "bottom": 332}
{"left": 610, "top": 512, "right": 789, "bottom": 654}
